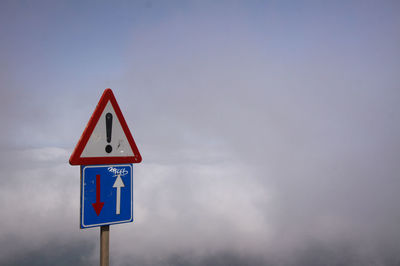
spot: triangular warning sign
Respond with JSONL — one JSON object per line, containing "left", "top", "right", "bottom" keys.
{"left": 69, "top": 89, "right": 142, "bottom": 165}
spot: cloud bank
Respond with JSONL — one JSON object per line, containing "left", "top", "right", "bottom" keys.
{"left": 0, "top": 1, "right": 400, "bottom": 265}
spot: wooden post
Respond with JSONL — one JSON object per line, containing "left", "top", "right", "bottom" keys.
{"left": 100, "top": 225, "right": 110, "bottom": 266}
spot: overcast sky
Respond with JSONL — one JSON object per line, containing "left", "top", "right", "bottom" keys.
{"left": 1, "top": 1, "right": 400, "bottom": 265}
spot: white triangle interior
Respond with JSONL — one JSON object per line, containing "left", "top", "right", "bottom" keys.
{"left": 81, "top": 101, "right": 135, "bottom": 158}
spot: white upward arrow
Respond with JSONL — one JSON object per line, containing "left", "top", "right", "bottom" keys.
{"left": 112, "top": 175, "right": 125, "bottom": 215}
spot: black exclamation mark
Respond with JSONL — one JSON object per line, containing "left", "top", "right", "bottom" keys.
{"left": 105, "top": 113, "right": 113, "bottom": 153}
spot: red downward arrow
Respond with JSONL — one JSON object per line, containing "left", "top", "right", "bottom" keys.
{"left": 92, "top": 174, "right": 104, "bottom": 216}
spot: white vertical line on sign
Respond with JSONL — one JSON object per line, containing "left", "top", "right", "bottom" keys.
{"left": 112, "top": 175, "right": 125, "bottom": 215}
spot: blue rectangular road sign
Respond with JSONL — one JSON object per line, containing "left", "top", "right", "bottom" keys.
{"left": 81, "top": 164, "right": 133, "bottom": 228}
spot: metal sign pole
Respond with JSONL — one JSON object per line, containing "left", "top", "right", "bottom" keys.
{"left": 100, "top": 225, "right": 110, "bottom": 266}
{"left": 70, "top": 89, "right": 142, "bottom": 266}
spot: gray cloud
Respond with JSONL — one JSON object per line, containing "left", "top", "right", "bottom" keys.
{"left": 0, "top": 1, "right": 400, "bottom": 265}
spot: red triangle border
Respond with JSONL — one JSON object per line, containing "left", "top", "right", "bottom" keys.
{"left": 69, "top": 88, "right": 142, "bottom": 165}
